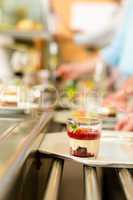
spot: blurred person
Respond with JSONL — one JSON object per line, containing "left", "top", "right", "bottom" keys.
{"left": 115, "top": 113, "right": 133, "bottom": 131}
{"left": 51, "top": 0, "right": 121, "bottom": 64}
{"left": 103, "top": 75, "right": 133, "bottom": 131}
{"left": 50, "top": 0, "right": 92, "bottom": 63}
{"left": 57, "top": 0, "right": 133, "bottom": 82}
{"left": 103, "top": 76, "right": 133, "bottom": 111}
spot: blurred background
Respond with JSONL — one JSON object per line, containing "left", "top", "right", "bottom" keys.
{"left": 0, "top": 0, "right": 123, "bottom": 85}
{"left": 0, "top": 2, "right": 133, "bottom": 200}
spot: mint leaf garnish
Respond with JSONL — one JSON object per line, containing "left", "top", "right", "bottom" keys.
{"left": 71, "top": 124, "right": 78, "bottom": 133}
{"left": 67, "top": 118, "right": 78, "bottom": 133}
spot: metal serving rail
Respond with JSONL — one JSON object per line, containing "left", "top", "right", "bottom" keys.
{"left": 117, "top": 169, "right": 133, "bottom": 200}
{"left": 84, "top": 166, "right": 102, "bottom": 200}
{"left": 0, "top": 112, "right": 52, "bottom": 200}
{"left": 42, "top": 159, "right": 63, "bottom": 200}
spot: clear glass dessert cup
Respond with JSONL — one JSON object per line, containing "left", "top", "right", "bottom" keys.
{"left": 67, "top": 118, "right": 101, "bottom": 158}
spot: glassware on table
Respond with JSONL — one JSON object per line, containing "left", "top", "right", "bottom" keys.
{"left": 17, "top": 83, "right": 58, "bottom": 116}
{"left": 32, "top": 84, "right": 58, "bottom": 111}
{"left": 0, "top": 84, "right": 55, "bottom": 116}
{"left": 17, "top": 86, "right": 30, "bottom": 109}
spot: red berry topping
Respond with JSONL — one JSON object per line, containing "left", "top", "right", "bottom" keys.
{"left": 67, "top": 128, "right": 100, "bottom": 140}
{"left": 70, "top": 148, "right": 95, "bottom": 157}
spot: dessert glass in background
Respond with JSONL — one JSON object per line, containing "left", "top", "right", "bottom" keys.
{"left": 32, "top": 84, "right": 58, "bottom": 112}
{"left": 0, "top": 85, "right": 39, "bottom": 115}
{"left": 17, "top": 85, "right": 44, "bottom": 115}
{"left": 0, "top": 85, "right": 18, "bottom": 107}
{"left": 0, "top": 83, "right": 58, "bottom": 117}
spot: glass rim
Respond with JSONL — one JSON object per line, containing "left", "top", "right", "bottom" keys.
{"left": 67, "top": 118, "right": 102, "bottom": 126}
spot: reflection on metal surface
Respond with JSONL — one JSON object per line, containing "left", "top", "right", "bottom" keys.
{"left": 0, "top": 112, "right": 53, "bottom": 200}
{"left": 118, "top": 169, "right": 133, "bottom": 200}
{"left": 96, "top": 168, "right": 103, "bottom": 195}
{"left": 39, "top": 131, "right": 133, "bottom": 168}
{"left": 84, "top": 166, "right": 101, "bottom": 200}
{"left": 0, "top": 119, "right": 19, "bottom": 141}
{"left": 43, "top": 159, "right": 63, "bottom": 200}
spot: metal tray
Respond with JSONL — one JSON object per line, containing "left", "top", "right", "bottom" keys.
{"left": 39, "top": 131, "right": 133, "bottom": 168}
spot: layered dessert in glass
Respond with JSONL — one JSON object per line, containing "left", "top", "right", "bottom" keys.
{"left": 67, "top": 114, "right": 101, "bottom": 158}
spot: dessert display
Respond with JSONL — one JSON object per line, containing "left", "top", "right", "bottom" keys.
{"left": 16, "top": 19, "right": 43, "bottom": 31}
{"left": 0, "top": 86, "right": 18, "bottom": 107}
{"left": 0, "top": 85, "right": 37, "bottom": 110}
{"left": 67, "top": 117, "right": 101, "bottom": 158}
{"left": 98, "top": 106, "right": 117, "bottom": 118}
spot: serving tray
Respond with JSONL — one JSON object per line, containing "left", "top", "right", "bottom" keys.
{"left": 39, "top": 131, "right": 133, "bottom": 168}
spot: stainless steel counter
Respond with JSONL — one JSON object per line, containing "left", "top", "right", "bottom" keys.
{"left": 117, "top": 169, "right": 133, "bottom": 200}
{"left": 84, "top": 166, "right": 102, "bottom": 200}
{"left": 0, "top": 112, "right": 52, "bottom": 200}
